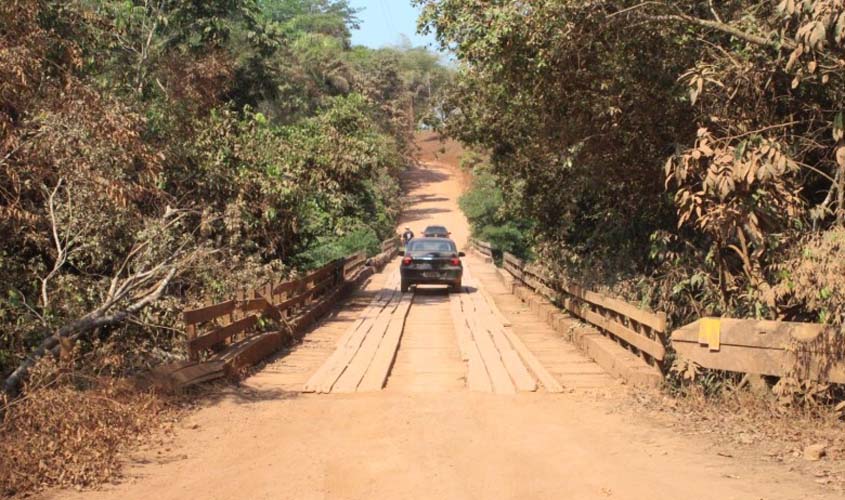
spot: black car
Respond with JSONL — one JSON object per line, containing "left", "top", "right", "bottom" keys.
{"left": 422, "top": 225, "right": 450, "bottom": 238}
{"left": 399, "top": 237, "right": 464, "bottom": 293}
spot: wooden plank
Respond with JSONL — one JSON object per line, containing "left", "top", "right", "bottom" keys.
{"left": 476, "top": 284, "right": 511, "bottom": 327}
{"left": 291, "top": 281, "right": 347, "bottom": 334}
{"left": 308, "top": 273, "right": 337, "bottom": 299}
{"left": 316, "top": 290, "right": 398, "bottom": 393}
{"left": 517, "top": 261, "right": 666, "bottom": 333}
{"left": 458, "top": 280, "right": 515, "bottom": 394}
{"left": 468, "top": 270, "right": 563, "bottom": 392}
{"left": 503, "top": 252, "right": 523, "bottom": 267}
{"left": 345, "top": 251, "right": 365, "bottom": 263}
{"left": 276, "top": 292, "right": 308, "bottom": 315}
{"left": 381, "top": 237, "right": 397, "bottom": 252}
{"left": 241, "top": 297, "right": 273, "bottom": 313}
{"left": 335, "top": 273, "right": 399, "bottom": 348}
{"left": 671, "top": 318, "right": 844, "bottom": 383}
{"left": 673, "top": 340, "right": 845, "bottom": 383}
{"left": 273, "top": 278, "right": 301, "bottom": 296}
{"left": 189, "top": 315, "right": 258, "bottom": 353}
{"left": 457, "top": 266, "right": 496, "bottom": 392}
{"left": 158, "top": 360, "right": 226, "bottom": 388}
{"left": 559, "top": 282, "right": 666, "bottom": 332}
{"left": 357, "top": 291, "right": 414, "bottom": 391}
{"left": 216, "top": 330, "right": 286, "bottom": 374}
{"left": 516, "top": 260, "right": 666, "bottom": 360}
{"left": 565, "top": 300, "right": 665, "bottom": 361}
{"left": 472, "top": 239, "right": 493, "bottom": 256}
{"left": 672, "top": 318, "right": 826, "bottom": 349}
{"left": 305, "top": 260, "right": 340, "bottom": 281}
{"left": 302, "top": 276, "right": 399, "bottom": 393}
{"left": 503, "top": 261, "right": 523, "bottom": 282}
{"left": 344, "top": 253, "right": 367, "bottom": 278}
{"left": 449, "top": 294, "right": 472, "bottom": 362}
{"left": 523, "top": 273, "right": 556, "bottom": 302}
{"left": 467, "top": 283, "right": 536, "bottom": 392}
{"left": 330, "top": 292, "right": 402, "bottom": 393}
{"left": 183, "top": 300, "right": 237, "bottom": 325}
{"left": 451, "top": 288, "right": 492, "bottom": 392}
{"left": 500, "top": 326, "right": 564, "bottom": 393}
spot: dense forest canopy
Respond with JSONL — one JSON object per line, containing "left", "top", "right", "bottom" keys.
{"left": 419, "top": 1, "right": 845, "bottom": 335}
{"left": 0, "top": 0, "right": 451, "bottom": 394}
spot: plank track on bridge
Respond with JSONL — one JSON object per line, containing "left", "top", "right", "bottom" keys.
{"left": 303, "top": 260, "right": 565, "bottom": 394}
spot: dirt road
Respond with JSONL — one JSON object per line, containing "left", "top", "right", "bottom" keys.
{"left": 51, "top": 145, "right": 837, "bottom": 500}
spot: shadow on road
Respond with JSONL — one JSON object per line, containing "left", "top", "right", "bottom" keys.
{"left": 401, "top": 207, "right": 452, "bottom": 223}
{"left": 401, "top": 162, "right": 450, "bottom": 192}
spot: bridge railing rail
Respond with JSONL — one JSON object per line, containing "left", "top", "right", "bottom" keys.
{"left": 477, "top": 241, "right": 839, "bottom": 384}
{"left": 469, "top": 238, "right": 494, "bottom": 262}
{"left": 500, "top": 251, "right": 667, "bottom": 367}
{"left": 163, "top": 237, "right": 400, "bottom": 388}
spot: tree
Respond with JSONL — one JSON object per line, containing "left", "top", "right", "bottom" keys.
{"left": 418, "top": 0, "right": 845, "bottom": 327}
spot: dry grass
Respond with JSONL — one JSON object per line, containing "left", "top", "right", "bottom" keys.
{"left": 0, "top": 372, "right": 179, "bottom": 498}
{"left": 629, "top": 386, "right": 845, "bottom": 492}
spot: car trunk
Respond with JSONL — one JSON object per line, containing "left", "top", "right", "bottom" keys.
{"left": 404, "top": 252, "right": 461, "bottom": 279}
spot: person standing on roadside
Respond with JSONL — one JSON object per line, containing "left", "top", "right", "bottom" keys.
{"left": 401, "top": 226, "right": 414, "bottom": 247}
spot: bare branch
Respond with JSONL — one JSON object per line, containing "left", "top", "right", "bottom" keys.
{"left": 642, "top": 13, "right": 796, "bottom": 51}
{"left": 3, "top": 253, "right": 188, "bottom": 397}
{"left": 40, "top": 179, "right": 71, "bottom": 309}
{"left": 708, "top": 0, "right": 724, "bottom": 24}
{"left": 611, "top": 2, "right": 796, "bottom": 51}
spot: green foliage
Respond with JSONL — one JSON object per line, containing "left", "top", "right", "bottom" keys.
{"left": 459, "top": 156, "right": 532, "bottom": 260}
{"left": 294, "top": 226, "right": 380, "bottom": 269}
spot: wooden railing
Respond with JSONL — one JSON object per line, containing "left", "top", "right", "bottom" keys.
{"left": 672, "top": 318, "right": 845, "bottom": 383}
{"left": 344, "top": 251, "right": 367, "bottom": 279}
{"left": 184, "top": 258, "right": 345, "bottom": 361}
{"left": 502, "top": 251, "right": 668, "bottom": 366}
{"left": 161, "top": 237, "right": 400, "bottom": 388}
{"left": 470, "top": 239, "right": 494, "bottom": 261}
{"left": 381, "top": 236, "right": 399, "bottom": 253}
{"left": 495, "top": 249, "right": 837, "bottom": 384}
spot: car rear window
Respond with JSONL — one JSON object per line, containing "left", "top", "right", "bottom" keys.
{"left": 425, "top": 226, "right": 447, "bottom": 232}
{"left": 408, "top": 240, "right": 456, "bottom": 253}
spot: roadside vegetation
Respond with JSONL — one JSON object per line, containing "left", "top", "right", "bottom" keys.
{"left": 458, "top": 151, "right": 533, "bottom": 261}
{"left": 0, "top": 0, "right": 449, "bottom": 495}
{"left": 421, "top": 1, "right": 845, "bottom": 401}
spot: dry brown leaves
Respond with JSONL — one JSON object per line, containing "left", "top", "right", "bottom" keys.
{"left": 0, "top": 372, "right": 177, "bottom": 498}
{"left": 164, "top": 50, "right": 235, "bottom": 113}
{"left": 630, "top": 387, "right": 845, "bottom": 492}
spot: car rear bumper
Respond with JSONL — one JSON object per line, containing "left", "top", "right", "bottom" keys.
{"left": 400, "top": 268, "right": 462, "bottom": 285}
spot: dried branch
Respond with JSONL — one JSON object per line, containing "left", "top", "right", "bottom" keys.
{"left": 3, "top": 208, "right": 204, "bottom": 398}
{"left": 2, "top": 261, "right": 184, "bottom": 397}
{"left": 643, "top": 13, "right": 796, "bottom": 51}
{"left": 708, "top": 0, "right": 724, "bottom": 24}
{"left": 611, "top": 2, "right": 797, "bottom": 51}
{"left": 40, "top": 179, "right": 71, "bottom": 309}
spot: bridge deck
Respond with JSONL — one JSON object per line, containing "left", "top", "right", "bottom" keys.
{"left": 248, "top": 255, "right": 612, "bottom": 395}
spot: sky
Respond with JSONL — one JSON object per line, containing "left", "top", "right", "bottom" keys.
{"left": 348, "top": 0, "right": 440, "bottom": 50}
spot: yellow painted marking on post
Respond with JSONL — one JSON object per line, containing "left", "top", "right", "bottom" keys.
{"left": 698, "top": 318, "right": 721, "bottom": 351}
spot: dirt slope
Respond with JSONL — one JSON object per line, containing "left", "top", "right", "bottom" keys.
{"left": 47, "top": 140, "right": 838, "bottom": 500}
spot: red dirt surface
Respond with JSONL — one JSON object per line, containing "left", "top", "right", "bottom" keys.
{"left": 44, "top": 139, "right": 842, "bottom": 500}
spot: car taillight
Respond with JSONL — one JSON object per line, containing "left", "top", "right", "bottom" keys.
{"left": 450, "top": 257, "right": 461, "bottom": 266}
{"left": 402, "top": 256, "right": 413, "bottom": 265}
